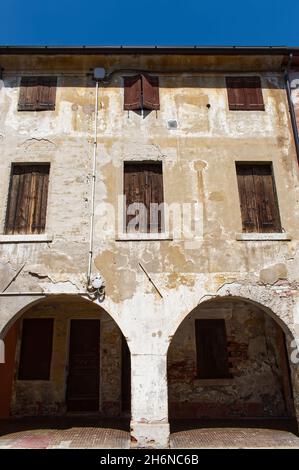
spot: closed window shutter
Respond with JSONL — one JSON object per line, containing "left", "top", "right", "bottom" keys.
{"left": 226, "top": 77, "right": 246, "bottom": 110}
{"left": 236, "top": 164, "right": 281, "bottom": 233}
{"left": 142, "top": 74, "right": 160, "bottom": 110}
{"left": 124, "top": 162, "right": 163, "bottom": 233}
{"left": 236, "top": 165, "right": 259, "bottom": 232}
{"left": 124, "top": 75, "right": 142, "bottom": 110}
{"left": 146, "top": 163, "right": 163, "bottom": 232}
{"left": 18, "top": 77, "right": 39, "bottom": 110}
{"left": 227, "top": 76, "right": 264, "bottom": 111}
{"left": 18, "top": 318, "right": 54, "bottom": 380}
{"left": 31, "top": 166, "right": 50, "bottom": 233}
{"left": 195, "top": 319, "right": 230, "bottom": 379}
{"left": 37, "top": 77, "right": 57, "bottom": 110}
{"left": 5, "top": 164, "right": 50, "bottom": 235}
{"left": 253, "top": 165, "right": 281, "bottom": 232}
{"left": 124, "top": 163, "right": 146, "bottom": 231}
{"left": 245, "top": 77, "right": 265, "bottom": 111}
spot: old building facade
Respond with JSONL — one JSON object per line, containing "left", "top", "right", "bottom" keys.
{"left": 0, "top": 46, "right": 299, "bottom": 448}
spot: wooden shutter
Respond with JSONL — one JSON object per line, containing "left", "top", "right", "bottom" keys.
{"left": 124, "top": 75, "right": 142, "bottom": 110}
{"left": 245, "top": 77, "right": 265, "bottom": 111}
{"left": 124, "top": 162, "right": 163, "bottom": 232}
{"left": 18, "top": 76, "right": 56, "bottom": 111}
{"left": 5, "top": 164, "right": 50, "bottom": 235}
{"left": 226, "top": 77, "right": 247, "bottom": 110}
{"left": 226, "top": 76, "right": 264, "bottom": 111}
{"left": 253, "top": 165, "right": 281, "bottom": 232}
{"left": 236, "top": 165, "right": 259, "bottom": 232}
{"left": 142, "top": 74, "right": 160, "bottom": 110}
{"left": 195, "top": 319, "right": 230, "bottom": 379}
{"left": 145, "top": 163, "right": 163, "bottom": 231}
{"left": 37, "top": 77, "right": 57, "bottom": 110}
{"left": 236, "top": 164, "right": 281, "bottom": 233}
{"left": 18, "top": 77, "right": 39, "bottom": 111}
{"left": 18, "top": 318, "right": 54, "bottom": 380}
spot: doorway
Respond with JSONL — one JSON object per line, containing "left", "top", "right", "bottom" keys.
{"left": 66, "top": 319, "right": 100, "bottom": 412}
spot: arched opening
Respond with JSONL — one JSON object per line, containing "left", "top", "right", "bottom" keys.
{"left": 0, "top": 295, "right": 131, "bottom": 448}
{"left": 167, "top": 297, "right": 298, "bottom": 444}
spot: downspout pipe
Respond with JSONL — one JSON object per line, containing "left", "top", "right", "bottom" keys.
{"left": 87, "top": 79, "right": 99, "bottom": 286}
{"left": 284, "top": 53, "right": 299, "bottom": 164}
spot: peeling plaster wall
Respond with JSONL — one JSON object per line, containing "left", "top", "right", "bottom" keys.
{"left": 0, "top": 53, "right": 298, "bottom": 447}
{"left": 168, "top": 300, "right": 288, "bottom": 418}
{"left": 11, "top": 297, "right": 125, "bottom": 417}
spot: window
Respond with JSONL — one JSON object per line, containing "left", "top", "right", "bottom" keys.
{"left": 236, "top": 163, "right": 281, "bottom": 233}
{"left": 124, "top": 74, "right": 160, "bottom": 111}
{"left": 195, "top": 319, "right": 231, "bottom": 379}
{"left": 226, "top": 76, "right": 264, "bottom": 111}
{"left": 18, "top": 319, "right": 54, "bottom": 380}
{"left": 5, "top": 164, "right": 50, "bottom": 235}
{"left": 18, "top": 76, "right": 57, "bottom": 111}
{"left": 124, "top": 162, "right": 164, "bottom": 233}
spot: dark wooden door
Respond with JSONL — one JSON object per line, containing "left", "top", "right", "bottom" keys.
{"left": 66, "top": 320, "right": 100, "bottom": 411}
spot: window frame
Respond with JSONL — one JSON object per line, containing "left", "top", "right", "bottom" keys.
{"left": 235, "top": 162, "right": 282, "bottom": 234}
{"left": 226, "top": 76, "right": 265, "bottom": 111}
{"left": 4, "top": 163, "right": 50, "bottom": 235}
{"left": 123, "top": 161, "right": 165, "bottom": 235}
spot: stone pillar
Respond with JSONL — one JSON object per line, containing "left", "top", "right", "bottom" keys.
{"left": 130, "top": 353, "right": 169, "bottom": 448}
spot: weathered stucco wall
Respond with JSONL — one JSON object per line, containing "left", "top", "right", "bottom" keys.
{"left": 0, "top": 53, "right": 298, "bottom": 447}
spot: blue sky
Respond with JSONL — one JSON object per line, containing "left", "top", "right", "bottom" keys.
{"left": 1, "top": 0, "right": 299, "bottom": 46}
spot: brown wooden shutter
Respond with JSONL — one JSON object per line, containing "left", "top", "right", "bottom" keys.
{"left": 18, "top": 318, "right": 54, "bottom": 380}
{"left": 236, "top": 164, "right": 281, "bottom": 233}
{"left": 121, "top": 334, "right": 131, "bottom": 413}
{"left": 5, "top": 164, "right": 50, "bottom": 235}
{"left": 124, "top": 163, "right": 146, "bottom": 231}
{"left": 195, "top": 319, "right": 230, "bottom": 379}
{"left": 226, "top": 76, "right": 264, "bottom": 111}
{"left": 145, "top": 163, "right": 163, "bottom": 231}
{"left": 124, "top": 75, "right": 142, "bottom": 110}
{"left": 245, "top": 77, "right": 265, "bottom": 111}
{"left": 142, "top": 74, "right": 160, "bottom": 110}
{"left": 226, "top": 77, "right": 247, "bottom": 110}
{"left": 18, "top": 77, "right": 39, "bottom": 111}
{"left": 124, "top": 162, "right": 163, "bottom": 233}
{"left": 37, "top": 77, "right": 57, "bottom": 110}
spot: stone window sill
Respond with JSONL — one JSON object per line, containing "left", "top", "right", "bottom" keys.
{"left": 116, "top": 232, "right": 173, "bottom": 241}
{"left": 194, "top": 378, "right": 234, "bottom": 386}
{"left": 0, "top": 234, "right": 53, "bottom": 243}
{"left": 236, "top": 233, "right": 291, "bottom": 241}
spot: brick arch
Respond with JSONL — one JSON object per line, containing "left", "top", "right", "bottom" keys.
{"left": 166, "top": 284, "right": 299, "bottom": 430}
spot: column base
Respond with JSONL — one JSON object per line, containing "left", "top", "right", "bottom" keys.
{"left": 130, "top": 421, "right": 170, "bottom": 448}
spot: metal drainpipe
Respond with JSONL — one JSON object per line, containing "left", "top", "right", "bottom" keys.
{"left": 284, "top": 53, "right": 299, "bottom": 164}
{"left": 87, "top": 79, "right": 99, "bottom": 286}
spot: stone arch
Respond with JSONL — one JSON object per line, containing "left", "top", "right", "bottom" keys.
{"left": 0, "top": 294, "right": 128, "bottom": 342}
{"left": 167, "top": 287, "right": 299, "bottom": 430}
{"left": 0, "top": 293, "right": 131, "bottom": 420}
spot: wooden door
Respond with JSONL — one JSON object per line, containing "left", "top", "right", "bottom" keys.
{"left": 66, "top": 320, "right": 100, "bottom": 412}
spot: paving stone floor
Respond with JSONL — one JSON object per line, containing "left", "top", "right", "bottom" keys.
{"left": 0, "top": 417, "right": 130, "bottom": 449}
{"left": 170, "top": 419, "right": 299, "bottom": 448}
{"left": 0, "top": 417, "right": 298, "bottom": 449}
